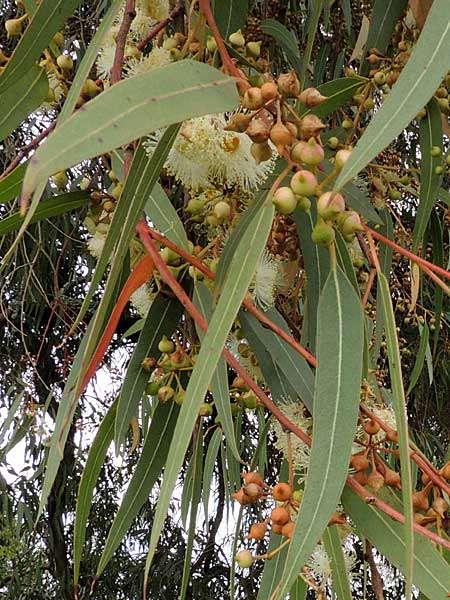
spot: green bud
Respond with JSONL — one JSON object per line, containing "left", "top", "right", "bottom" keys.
{"left": 311, "top": 221, "right": 335, "bottom": 246}
{"left": 158, "top": 335, "right": 174, "bottom": 354}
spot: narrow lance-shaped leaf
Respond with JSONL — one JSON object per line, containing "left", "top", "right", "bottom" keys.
{"left": 335, "top": 0, "right": 450, "bottom": 191}
{"left": 21, "top": 61, "right": 239, "bottom": 204}
{"left": 412, "top": 98, "right": 443, "bottom": 252}
{"left": 323, "top": 526, "right": 354, "bottom": 600}
{"left": 377, "top": 271, "right": 414, "bottom": 598}
{"left": 143, "top": 192, "right": 275, "bottom": 591}
{"left": 260, "top": 19, "right": 302, "bottom": 74}
{"left": 73, "top": 401, "right": 117, "bottom": 585}
{"left": 275, "top": 265, "right": 364, "bottom": 599}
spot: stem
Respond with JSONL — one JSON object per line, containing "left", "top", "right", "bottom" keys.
{"left": 362, "top": 268, "right": 376, "bottom": 308}
{"left": 136, "top": 0, "right": 185, "bottom": 51}
{"left": 110, "top": 0, "right": 136, "bottom": 84}
{"left": 0, "top": 121, "right": 56, "bottom": 179}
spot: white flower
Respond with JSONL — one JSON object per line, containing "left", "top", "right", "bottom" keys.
{"left": 250, "top": 250, "right": 281, "bottom": 311}
{"left": 96, "top": 41, "right": 117, "bottom": 79}
{"left": 124, "top": 47, "right": 171, "bottom": 77}
{"left": 160, "top": 114, "right": 275, "bottom": 192}
{"left": 226, "top": 334, "right": 263, "bottom": 381}
{"left": 271, "top": 399, "right": 312, "bottom": 479}
{"left": 87, "top": 232, "right": 107, "bottom": 259}
{"left": 137, "top": 0, "right": 169, "bottom": 20}
{"left": 47, "top": 72, "right": 65, "bottom": 102}
{"left": 130, "top": 284, "right": 154, "bottom": 317}
{"left": 307, "top": 544, "right": 332, "bottom": 585}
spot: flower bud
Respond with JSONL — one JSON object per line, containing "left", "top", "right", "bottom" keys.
{"left": 250, "top": 141, "right": 272, "bottom": 164}
{"left": 317, "top": 191, "right": 345, "bottom": 220}
{"left": 242, "top": 471, "right": 265, "bottom": 487}
{"left": 292, "top": 138, "right": 324, "bottom": 166}
{"left": 327, "top": 136, "right": 340, "bottom": 149}
{"left": 235, "top": 550, "right": 254, "bottom": 568}
{"left": 245, "top": 118, "right": 270, "bottom": 143}
{"left": 298, "top": 86, "right": 327, "bottom": 107}
{"left": 52, "top": 170, "right": 68, "bottom": 189}
{"left": 311, "top": 221, "right": 335, "bottom": 246}
{"left": 214, "top": 200, "right": 231, "bottom": 220}
{"left": 373, "top": 71, "right": 386, "bottom": 85}
{"left": 271, "top": 506, "right": 290, "bottom": 526}
{"left": 199, "top": 402, "right": 213, "bottom": 417}
{"left": 272, "top": 187, "right": 297, "bottom": 215}
{"left": 206, "top": 35, "right": 217, "bottom": 53}
{"left": 158, "top": 335, "right": 174, "bottom": 354}
{"left": 242, "top": 86, "right": 264, "bottom": 110}
{"left": 340, "top": 211, "right": 363, "bottom": 241}
{"left": 290, "top": 170, "right": 318, "bottom": 196}
{"left": 53, "top": 31, "right": 64, "bottom": 47}
{"left": 82, "top": 78, "right": 101, "bottom": 98}
{"left": 246, "top": 40, "right": 262, "bottom": 58}
{"left": 158, "top": 385, "right": 174, "bottom": 403}
{"left": 224, "top": 113, "right": 253, "bottom": 133}
{"left": 277, "top": 71, "right": 300, "bottom": 97}
{"left": 335, "top": 148, "right": 352, "bottom": 169}
{"left": 300, "top": 114, "right": 326, "bottom": 139}
{"left": 5, "top": 18, "right": 23, "bottom": 37}
{"left": 232, "top": 488, "right": 251, "bottom": 505}
{"left": 296, "top": 195, "right": 311, "bottom": 212}
{"left": 247, "top": 522, "right": 267, "bottom": 540}
{"left": 229, "top": 29, "right": 245, "bottom": 47}
{"left": 57, "top": 54, "right": 73, "bottom": 71}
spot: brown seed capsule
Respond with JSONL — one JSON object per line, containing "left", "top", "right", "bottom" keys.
{"left": 272, "top": 483, "right": 292, "bottom": 502}
{"left": 250, "top": 141, "right": 273, "bottom": 164}
{"left": 350, "top": 451, "right": 370, "bottom": 472}
{"left": 432, "top": 496, "right": 449, "bottom": 518}
{"left": 285, "top": 121, "right": 298, "bottom": 139}
{"left": 385, "top": 427, "right": 398, "bottom": 442}
{"left": 363, "top": 419, "right": 380, "bottom": 435}
{"left": 412, "top": 482, "right": 432, "bottom": 512}
{"left": 328, "top": 512, "right": 346, "bottom": 525}
{"left": 353, "top": 470, "right": 369, "bottom": 485}
{"left": 232, "top": 488, "right": 251, "bottom": 506}
{"left": 367, "top": 469, "right": 385, "bottom": 492}
{"left": 242, "top": 471, "right": 265, "bottom": 487}
{"left": 270, "top": 121, "right": 292, "bottom": 156}
{"left": 300, "top": 114, "right": 327, "bottom": 140}
{"left": 244, "top": 482, "right": 263, "bottom": 501}
{"left": 271, "top": 506, "right": 290, "bottom": 526}
{"left": 246, "top": 118, "right": 271, "bottom": 143}
{"left": 247, "top": 522, "right": 268, "bottom": 540}
{"left": 277, "top": 71, "right": 300, "bottom": 97}
{"left": 441, "top": 462, "right": 450, "bottom": 480}
{"left": 224, "top": 113, "right": 253, "bottom": 133}
{"left": 261, "top": 81, "right": 279, "bottom": 101}
{"left": 383, "top": 466, "right": 401, "bottom": 489}
{"left": 281, "top": 521, "right": 295, "bottom": 538}
{"left": 298, "top": 87, "right": 327, "bottom": 107}
{"left": 271, "top": 523, "right": 284, "bottom": 534}
{"left": 242, "top": 87, "right": 265, "bottom": 110}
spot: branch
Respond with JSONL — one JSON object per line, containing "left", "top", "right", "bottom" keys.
{"left": 110, "top": 0, "right": 136, "bottom": 84}
{"left": 0, "top": 121, "right": 56, "bottom": 179}
{"left": 136, "top": 0, "right": 185, "bottom": 51}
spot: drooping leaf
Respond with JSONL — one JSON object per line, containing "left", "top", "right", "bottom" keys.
{"left": 260, "top": 19, "right": 302, "bottom": 74}
{"left": 0, "top": 191, "right": 90, "bottom": 235}
{"left": 377, "top": 271, "right": 414, "bottom": 598}
{"left": 143, "top": 191, "right": 275, "bottom": 589}
{"left": 0, "top": 67, "right": 48, "bottom": 140}
{"left": 407, "top": 323, "right": 430, "bottom": 395}
{"left": 21, "top": 61, "right": 239, "bottom": 203}
{"left": 335, "top": 0, "right": 450, "bottom": 190}
{"left": 303, "top": 0, "right": 325, "bottom": 85}
{"left": 412, "top": 98, "right": 443, "bottom": 253}
{"left": 211, "top": 0, "right": 248, "bottom": 39}
{"left": 202, "top": 428, "right": 222, "bottom": 523}
{"left": 275, "top": 265, "right": 364, "bottom": 599}
{"left": 73, "top": 401, "right": 117, "bottom": 585}
{"left": 95, "top": 402, "right": 179, "bottom": 578}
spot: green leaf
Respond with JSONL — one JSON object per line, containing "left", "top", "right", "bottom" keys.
{"left": 211, "top": 0, "right": 248, "bottom": 39}
{"left": 0, "top": 0, "right": 82, "bottom": 94}
{"left": 21, "top": 61, "right": 239, "bottom": 202}
{"left": 193, "top": 283, "right": 241, "bottom": 462}
{"left": 365, "top": 0, "right": 409, "bottom": 57}
{"left": 323, "top": 526, "right": 354, "bottom": 600}
{"left": 299, "top": 77, "right": 367, "bottom": 119}
{"left": 430, "top": 211, "right": 444, "bottom": 351}
{"left": 275, "top": 265, "right": 364, "bottom": 599}
{"left": 0, "top": 67, "right": 48, "bottom": 140}
{"left": 144, "top": 182, "right": 189, "bottom": 251}
{"left": 0, "top": 164, "right": 26, "bottom": 204}
{"left": 335, "top": 0, "right": 450, "bottom": 190}
{"left": 260, "top": 19, "right": 302, "bottom": 74}
{"left": 202, "top": 428, "right": 222, "bottom": 523}
{"left": 0, "top": 191, "right": 90, "bottom": 235}
{"left": 377, "top": 272, "right": 414, "bottom": 598}
{"left": 407, "top": 323, "right": 430, "bottom": 395}
{"left": 303, "top": 1, "right": 325, "bottom": 85}
{"left": 341, "top": 0, "right": 352, "bottom": 36}
{"left": 412, "top": 99, "right": 443, "bottom": 252}
{"left": 114, "top": 295, "right": 183, "bottom": 449}
{"left": 96, "top": 402, "right": 179, "bottom": 577}
{"left": 143, "top": 192, "right": 275, "bottom": 588}
{"left": 313, "top": 42, "right": 331, "bottom": 87}
{"left": 73, "top": 401, "right": 116, "bottom": 585}
{"left": 342, "top": 486, "right": 450, "bottom": 599}
{"left": 240, "top": 308, "right": 315, "bottom": 411}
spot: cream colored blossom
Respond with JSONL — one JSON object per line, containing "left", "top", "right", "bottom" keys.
{"left": 47, "top": 72, "right": 65, "bottom": 102}
{"left": 130, "top": 284, "right": 154, "bottom": 317}
{"left": 307, "top": 544, "right": 332, "bottom": 584}
{"left": 124, "top": 47, "right": 171, "bottom": 77}
{"left": 272, "top": 399, "right": 312, "bottom": 480}
{"left": 250, "top": 250, "right": 281, "bottom": 311}
{"left": 96, "top": 41, "right": 116, "bottom": 79}
{"left": 161, "top": 114, "right": 275, "bottom": 191}
{"left": 87, "top": 232, "right": 107, "bottom": 259}
{"left": 137, "top": 0, "right": 169, "bottom": 20}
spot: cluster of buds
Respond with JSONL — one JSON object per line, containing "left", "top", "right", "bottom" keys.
{"left": 412, "top": 461, "right": 450, "bottom": 526}
{"left": 226, "top": 70, "right": 327, "bottom": 167}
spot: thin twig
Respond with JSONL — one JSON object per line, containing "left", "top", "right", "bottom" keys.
{"left": 136, "top": 0, "right": 185, "bottom": 51}
{"left": 110, "top": 0, "right": 136, "bottom": 84}
{"left": 0, "top": 122, "right": 56, "bottom": 179}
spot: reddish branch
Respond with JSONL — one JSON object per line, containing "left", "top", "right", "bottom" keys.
{"left": 136, "top": 0, "right": 185, "bottom": 51}
{"left": 137, "top": 220, "right": 450, "bottom": 553}
{"left": 110, "top": 0, "right": 136, "bottom": 84}
{"left": 0, "top": 121, "right": 56, "bottom": 180}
